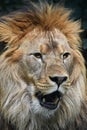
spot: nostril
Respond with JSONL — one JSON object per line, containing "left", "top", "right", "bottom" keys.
{"left": 49, "top": 76, "right": 58, "bottom": 83}
{"left": 49, "top": 76, "right": 67, "bottom": 87}
{"left": 63, "top": 76, "right": 67, "bottom": 82}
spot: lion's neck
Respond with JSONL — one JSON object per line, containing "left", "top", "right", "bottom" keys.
{"left": 2, "top": 96, "right": 87, "bottom": 130}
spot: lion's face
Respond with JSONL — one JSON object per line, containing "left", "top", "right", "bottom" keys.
{"left": 13, "top": 29, "right": 74, "bottom": 114}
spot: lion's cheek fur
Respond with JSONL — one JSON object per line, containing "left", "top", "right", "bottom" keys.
{"left": 0, "top": 84, "right": 30, "bottom": 129}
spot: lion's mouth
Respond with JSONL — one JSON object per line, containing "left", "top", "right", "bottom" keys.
{"left": 35, "top": 91, "right": 62, "bottom": 110}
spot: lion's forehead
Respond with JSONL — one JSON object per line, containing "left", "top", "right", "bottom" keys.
{"left": 19, "top": 29, "right": 71, "bottom": 56}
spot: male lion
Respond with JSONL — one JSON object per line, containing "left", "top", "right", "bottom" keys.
{"left": 0, "top": 1, "right": 87, "bottom": 130}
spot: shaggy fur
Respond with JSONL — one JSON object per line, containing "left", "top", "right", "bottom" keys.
{"left": 0, "top": 1, "right": 87, "bottom": 130}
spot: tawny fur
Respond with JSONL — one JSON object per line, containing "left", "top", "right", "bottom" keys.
{"left": 0, "top": 1, "right": 87, "bottom": 130}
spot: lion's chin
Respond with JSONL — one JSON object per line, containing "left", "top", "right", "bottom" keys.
{"left": 35, "top": 91, "right": 62, "bottom": 110}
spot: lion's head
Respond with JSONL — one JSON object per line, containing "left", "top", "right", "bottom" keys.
{"left": 0, "top": 2, "right": 86, "bottom": 130}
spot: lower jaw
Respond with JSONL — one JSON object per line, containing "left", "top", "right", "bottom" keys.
{"left": 40, "top": 100, "right": 60, "bottom": 110}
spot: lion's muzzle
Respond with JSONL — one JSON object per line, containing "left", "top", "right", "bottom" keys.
{"left": 35, "top": 75, "right": 68, "bottom": 110}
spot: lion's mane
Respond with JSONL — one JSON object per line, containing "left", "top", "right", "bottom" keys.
{"left": 0, "top": 1, "right": 87, "bottom": 130}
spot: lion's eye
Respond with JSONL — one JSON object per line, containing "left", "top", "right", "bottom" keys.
{"left": 30, "top": 52, "right": 42, "bottom": 59}
{"left": 63, "top": 52, "right": 70, "bottom": 60}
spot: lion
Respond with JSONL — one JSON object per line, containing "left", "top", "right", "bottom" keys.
{"left": 0, "top": 1, "right": 87, "bottom": 130}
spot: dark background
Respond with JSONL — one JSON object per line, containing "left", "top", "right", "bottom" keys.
{"left": 0, "top": 0, "right": 87, "bottom": 49}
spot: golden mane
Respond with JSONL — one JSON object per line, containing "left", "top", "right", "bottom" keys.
{"left": 0, "top": 2, "right": 82, "bottom": 49}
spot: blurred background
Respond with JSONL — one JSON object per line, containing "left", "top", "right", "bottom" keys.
{"left": 0, "top": 0, "right": 87, "bottom": 50}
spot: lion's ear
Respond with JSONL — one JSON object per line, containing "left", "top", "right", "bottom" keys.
{"left": 0, "top": 15, "right": 26, "bottom": 47}
{"left": 0, "top": 19, "right": 18, "bottom": 45}
{"left": 0, "top": 41, "right": 8, "bottom": 54}
{"left": 0, "top": 18, "right": 19, "bottom": 53}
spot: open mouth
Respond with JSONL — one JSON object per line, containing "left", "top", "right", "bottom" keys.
{"left": 35, "top": 91, "right": 62, "bottom": 110}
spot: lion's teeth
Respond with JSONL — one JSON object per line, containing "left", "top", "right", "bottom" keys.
{"left": 42, "top": 98, "right": 46, "bottom": 103}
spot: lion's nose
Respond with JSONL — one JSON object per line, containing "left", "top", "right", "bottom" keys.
{"left": 49, "top": 76, "right": 67, "bottom": 87}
